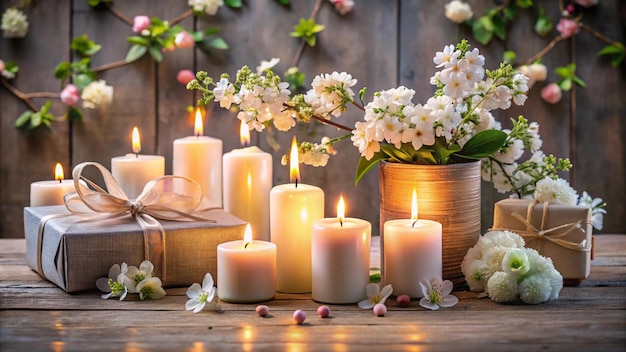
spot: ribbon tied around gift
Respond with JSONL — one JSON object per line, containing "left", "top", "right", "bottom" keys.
{"left": 36, "top": 161, "right": 217, "bottom": 284}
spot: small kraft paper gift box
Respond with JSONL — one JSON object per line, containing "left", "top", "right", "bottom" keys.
{"left": 492, "top": 199, "right": 593, "bottom": 285}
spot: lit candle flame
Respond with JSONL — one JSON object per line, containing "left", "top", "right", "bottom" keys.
{"left": 54, "top": 163, "right": 64, "bottom": 182}
{"left": 243, "top": 224, "right": 252, "bottom": 248}
{"left": 411, "top": 187, "right": 418, "bottom": 223}
{"left": 337, "top": 195, "right": 345, "bottom": 227}
{"left": 194, "top": 107, "right": 203, "bottom": 137}
{"left": 131, "top": 127, "right": 141, "bottom": 154}
{"left": 289, "top": 136, "right": 299, "bottom": 185}
{"left": 240, "top": 120, "right": 250, "bottom": 147}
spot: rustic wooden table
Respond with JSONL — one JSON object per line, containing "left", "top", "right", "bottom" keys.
{"left": 1, "top": 235, "right": 625, "bottom": 351}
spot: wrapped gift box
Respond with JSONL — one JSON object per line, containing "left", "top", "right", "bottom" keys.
{"left": 25, "top": 205, "right": 247, "bottom": 293}
{"left": 492, "top": 199, "right": 592, "bottom": 284}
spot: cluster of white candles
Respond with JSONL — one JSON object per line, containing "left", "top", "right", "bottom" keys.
{"left": 29, "top": 108, "right": 443, "bottom": 303}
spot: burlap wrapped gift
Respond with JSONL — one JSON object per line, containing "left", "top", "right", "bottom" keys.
{"left": 24, "top": 161, "right": 247, "bottom": 293}
{"left": 492, "top": 199, "right": 592, "bottom": 285}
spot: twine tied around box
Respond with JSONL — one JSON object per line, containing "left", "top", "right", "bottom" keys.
{"left": 35, "top": 161, "right": 217, "bottom": 283}
{"left": 491, "top": 200, "right": 591, "bottom": 253}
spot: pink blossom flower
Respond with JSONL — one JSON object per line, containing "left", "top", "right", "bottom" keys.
{"left": 557, "top": 18, "right": 579, "bottom": 38}
{"left": 541, "top": 83, "right": 562, "bottom": 104}
{"left": 329, "top": 0, "right": 354, "bottom": 15}
{"left": 0, "top": 59, "right": 5, "bottom": 72}
{"left": 575, "top": 0, "right": 599, "bottom": 7}
{"left": 177, "top": 69, "right": 195, "bottom": 85}
{"left": 175, "top": 31, "right": 195, "bottom": 49}
{"left": 60, "top": 84, "right": 80, "bottom": 106}
{"left": 132, "top": 15, "right": 150, "bottom": 33}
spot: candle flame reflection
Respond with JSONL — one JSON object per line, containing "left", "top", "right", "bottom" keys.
{"left": 131, "top": 127, "right": 141, "bottom": 154}
{"left": 337, "top": 195, "right": 345, "bottom": 226}
{"left": 194, "top": 108, "right": 204, "bottom": 137}
{"left": 411, "top": 187, "right": 418, "bottom": 222}
{"left": 54, "top": 163, "right": 64, "bottom": 181}
{"left": 289, "top": 136, "right": 300, "bottom": 185}
{"left": 243, "top": 224, "right": 252, "bottom": 248}
{"left": 240, "top": 120, "right": 250, "bottom": 147}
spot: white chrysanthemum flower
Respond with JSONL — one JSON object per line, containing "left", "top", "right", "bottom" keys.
{"left": 186, "top": 273, "right": 221, "bottom": 313}
{"left": 518, "top": 275, "right": 552, "bottom": 304}
{"left": 501, "top": 248, "right": 531, "bottom": 276}
{"left": 81, "top": 80, "right": 113, "bottom": 109}
{"left": 358, "top": 283, "right": 393, "bottom": 309}
{"left": 462, "top": 258, "right": 490, "bottom": 292}
{"left": 482, "top": 230, "right": 526, "bottom": 249}
{"left": 136, "top": 277, "right": 166, "bottom": 300}
{"left": 419, "top": 276, "right": 458, "bottom": 310}
{"left": 1, "top": 8, "right": 29, "bottom": 38}
{"left": 444, "top": 0, "right": 473, "bottom": 23}
{"left": 486, "top": 271, "right": 519, "bottom": 302}
{"left": 188, "top": 0, "right": 224, "bottom": 15}
{"left": 534, "top": 177, "right": 578, "bottom": 205}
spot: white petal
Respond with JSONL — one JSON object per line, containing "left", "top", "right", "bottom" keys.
{"left": 419, "top": 280, "right": 430, "bottom": 298}
{"left": 439, "top": 280, "right": 454, "bottom": 296}
{"left": 120, "top": 262, "right": 128, "bottom": 274}
{"left": 379, "top": 284, "right": 393, "bottom": 303}
{"left": 95, "top": 278, "right": 111, "bottom": 293}
{"left": 439, "top": 295, "right": 459, "bottom": 308}
{"left": 139, "top": 260, "right": 154, "bottom": 276}
{"left": 202, "top": 273, "right": 214, "bottom": 291}
{"left": 119, "top": 289, "right": 128, "bottom": 301}
{"left": 186, "top": 283, "right": 202, "bottom": 299}
{"left": 365, "top": 283, "right": 380, "bottom": 298}
{"left": 186, "top": 298, "right": 201, "bottom": 311}
{"left": 419, "top": 298, "right": 440, "bottom": 311}
{"left": 101, "top": 292, "right": 113, "bottom": 299}
{"left": 193, "top": 301, "right": 206, "bottom": 313}
{"left": 357, "top": 299, "right": 374, "bottom": 309}
{"left": 108, "top": 264, "right": 121, "bottom": 279}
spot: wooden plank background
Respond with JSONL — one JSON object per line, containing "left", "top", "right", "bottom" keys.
{"left": 0, "top": 0, "right": 624, "bottom": 238}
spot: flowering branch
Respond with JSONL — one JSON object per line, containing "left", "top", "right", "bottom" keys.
{"left": 291, "top": 0, "right": 325, "bottom": 68}
{"left": 524, "top": 35, "right": 565, "bottom": 65}
{"left": 170, "top": 9, "right": 194, "bottom": 26}
{"left": 92, "top": 59, "right": 131, "bottom": 73}
{"left": 105, "top": 2, "right": 133, "bottom": 26}
{"left": 0, "top": 77, "right": 39, "bottom": 111}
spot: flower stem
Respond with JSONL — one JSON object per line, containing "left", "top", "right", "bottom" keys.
{"left": 1, "top": 77, "right": 39, "bottom": 112}
{"left": 93, "top": 59, "right": 131, "bottom": 73}
{"left": 351, "top": 100, "right": 365, "bottom": 111}
{"left": 170, "top": 9, "right": 193, "bottom": 26}
{"left": 24, "top": 92, "right": 60, "bottom": 99}
{"left": 291, "top": 0, "right": 324, "bottom": 67}
{"left": 489, "top": 156, "right": 523, "bottom": 198}
{"left": 579, "top": 23, "right": 622, "bottom": 47}
{"left": 525, "top": 36, "right": 565, "bottom": 65}
{"left": 105, "top": 3, "right": 133, "bottom": 26}
{"left": 311, "top": 114, "right": 353, "bottom": 131}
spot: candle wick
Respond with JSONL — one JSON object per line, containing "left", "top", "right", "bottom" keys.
{"left": 135, "top": 153, "right": 139, "bottom": 158}
{"left": 58, "top": 179, "right": 62, "bottom": 184}
{"left": 244, "top": 242, "right": 249, "bottom": 249}
{"left": 412, "top": 220, "right": 417, "bottom": 228}
{"left": 340, "top": 218, "right": 343, "bottom": 227}
{"left": 295, "top": 178, "right": 299, "bottom": 188}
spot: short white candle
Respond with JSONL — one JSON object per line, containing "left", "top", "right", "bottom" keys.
{"left": 111, "top": 127, "right": 165, "bottom": 199}
{"left": 223, "top": 122, "right": 272, "bottom": 241}
{"left": 30, "top": 163, "right": 75, "bottom": 206}
{"left": 270, "top": 137, "right": 324, "bottom": 293}
{"left": 217, "top": 224, "right": 276, "bottom": 303}
{"left": 173, "top": 108, "right": 222, "bottom": 206}
{"left": 383, "top": 188, "right": 442, "bottom": 298}
{"left": 312, "top": 196, "right": 371, "bottom": 304}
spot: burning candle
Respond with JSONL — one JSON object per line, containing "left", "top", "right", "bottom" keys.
{"left": 222, "top": 121, "right": 272, "bottom": 241}
{"left": 30, "top": 163, "right": 76, "bottom": 206}
{"left": 270, "top": 137, "right": 324, "bottom": 293}
{"left": 383, "top": 188, "right": 442, "bottom": 298}
{"left": 312, "top": 195, "right": 371, "bottom": 304}
{"left": 217, "top": 224, "right": 277, "bottom": 303}
{"left": 172, "top": 107, "right": 223, "bottom": 206}
{"left": 111, "top": 127, "right": 165, "bottom": 199}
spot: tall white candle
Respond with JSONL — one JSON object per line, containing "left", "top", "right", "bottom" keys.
{"left": 312, "top": 196, "right": 371, "bottom": 304}
{"left": 30, "top": 163, "right": 76, "bottom": 206}
{"left": 223, "top": 122, "right": 272, "bottom": 241}
{"left": 383, "top": 188, "right": 442, "bottom": 298}
{"left": 111, "top": 127, "right": 165, "bottom": 199}
{"left": 270, "top": 137, "right": 324, "bottom": 293}
{"left": 173, "top": 108, "right": 223, "bottom": 206}
{"left": 217, "top": 224, "right": 276, "bottom": 303}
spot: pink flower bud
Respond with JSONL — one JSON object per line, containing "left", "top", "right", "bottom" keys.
{"left": 373, "top": 303, "right": 387, "bottom": 317}
{"left": 0, "top": 59, "right": 5, "bottom": 72}
{"left": 396, "top": 294, "right": 411, "bottom": 308}
{"left": 574, "top": 0, "right": 599, "bottom": 7}
{"left": 255, "top": 305, "right": 269, "bottom": 317}
{"left": 292, "top": 310, "right": 306, "bottom": 324}
{"left": 175, "top": 31, "right": 195, "bottom": 49}
{"left": 557, "top": 18, "right": 579, "bottom": 39}
{"left": 60, "top": 84, "right": 80, "bottom": 106}
{"left": 132, "top": 16, "right": 150, "bottom": 34}
{"left": 541, "top": 83, "right": 562, "bottom": 104}
{"left": 177, "top": 70, "right": 195, "bottom": 85}
{"left": 316, "top": 305, "right": 330, "bottom": 318}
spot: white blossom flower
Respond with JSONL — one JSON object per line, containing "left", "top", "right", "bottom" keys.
{"left": 120, "top": 260, "right": 154, "bottom": 293}
{"left": 81, "top": 80, "right": 113, "bottom": 109}
{"left": 256, "top": 58, "right": 280, "bottom": 75}
{"left": 518, "top": 63, "right": 547, "bottom": 89}
{"left": 578, "top": 191, "right": 606, "bottom": 230}
{"left": 329, "top": 0, "right": 354, "bottom": 15}
{"left": 188, "top": 0, "right": 224, "bottom": 15}
{"left": 534, "top": 177, "right": 578, "bottom": 205}
{"left": 95, "top": 264, "right": 128, "bottom": 300}
{"left": 419, "top": 276, "right": 458, "bottom": 310}
{"left": 433, "top": 44, "right": 460, "bottom": 68}
{"left": 186, "top": 273, "right": 221, "bottom": 313}
{"left": 214, "top": 78, "right": 239, "bottom": 109}
{"left": 444, "top": 0, "right": 473, "bottom": 24}
{"left": 1, "top": 8, "right": 29, "bottom": 38}
{"left": 136, "top": 277, "right": 166, "bottom": 300}
{"left": 501, "top": 248, "right": 530, "bottom": 276}
{"left": 305, "top": 71, "right": 357, "bottom": 118}
{"left": 358, "top": 283, "right": 393, "bottom": 309}
{"left": 494, "top": 138, "right": 524, "bottom": 164}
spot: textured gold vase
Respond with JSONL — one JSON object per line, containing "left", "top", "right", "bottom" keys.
{"left": 379, "top": 160, "right": 481, "bottom": 287}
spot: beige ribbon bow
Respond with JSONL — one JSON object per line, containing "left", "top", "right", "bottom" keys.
{"left": 36, "top": 161, "right": 216, "bottom": 284}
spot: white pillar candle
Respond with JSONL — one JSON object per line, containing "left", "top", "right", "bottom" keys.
{"left": 30, "top": 163, "right": 76, "bottom": 206}
{"left": 223, "top": 122, "right": 272, "bottom": 241}
{"left": 217, "top": 224, "right": 276, "bottom": 303}
{"left": 173, "top": 108, "right": 223, "bottom": 206}
{"left": 270, "top": 137, "right": 324, "bottom": 293}
{"left": 383, "top": 189, "right": 442, "bottom": 298}
{"left": 111, "top": 127, "right": 165, "bottom": 199}
{"left": 312, "top": 196, "right": 371, "bottom": 304}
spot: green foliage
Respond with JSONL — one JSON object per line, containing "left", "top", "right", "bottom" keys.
{"left": 275, "top": 0, "right": 290, "bottom": 5}
{"left": 290, "top": 18, "right": 325, "bottom": 47}
{"left": 503, "top": 50, "right": 516, "bottom": 63}
{"left": 3, "top": 61, "right": 19, "bottom": 76}
{"left": 71, "top": 34, "right": 102, "bottom": 57}
{"left": 598, "top": 43, "right": 626, "bottom": 67}
{"left": 125, "top": 44, "right": 148, "bottom": 63}
{"left": 54, "top": 57, "right": 96, "bottom": 89}
{"left": 86, "top": 0, "right": 111, "bottom": 7}
{"left": 66, "top": 106, "right": 83, "bottom": 121}
{"left": 534, "top": 8, "right": 552, "bottom": 37}
{"left": 555, "top": 63, "right": 585, "bottom": 91}
{"left": 285, "top": 66, "right": 306, "bottom": 91}
{"left": 14, "top": 101, "right": 56, "bottom": 130}
{"left": 225, "top": 0, "right": 242, "bottom": 8}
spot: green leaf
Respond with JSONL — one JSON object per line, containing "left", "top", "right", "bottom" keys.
{"left": 54, "top": 62, "right": 72, "bottom": 80}
{"left": 492, "top": 14, "right": 508, "bottom": 41}
{"left": 503, "top": 5, "right": 517, "bottom": 21}
{"left": 515, "top": 0, "right": 533, "bottom": 8}
{"left": 87, "top": 0, "right": 101, "bottom": 7}
{"left": 207, "top": 37, "right": 229, "bottom": 50}
{"left": 597, "top": 43, "right": 625, "bottom": 56}
{"left": 204, "top": 27, "right": 221, "bottom": 36}
{"left": 503, "top": 50, "right": 516, "bottom": 63}
{"left": 67, "top": 106, "right": 83, "bottom": 121}
{"left": 73, "top": 73, "right": 95, "bottom": 90}
{"left": 4, "top": 61, "right": 19, "bottom": 74}
{"left": 555, "top": 66, "right": 570, "bottom": 78}
{"left": 380, "top": 144, "right": 413, "bottom": 163}
{"left": 456, "top": 130, "right": 507, "bottom": 159}
{"left": 71, "top": 34, "right": 101, "bottom": 57}
{"left": 355, "top": 152, "right": 389, "bottom": 185}
{"left": 14, "top": 111, "right": 33, "bottom": 128}
{"left": 560, "top": 78, "right": 572, "bottom": 91}
{"left": 127, "top": 36, "right": 151, "bottom": 46}
{"left": 149, "top": 46, "right": 163, "bottom": 63}
{"left": 369, "top": 273, "right": 381, "bottom": 283}
{"left": 275, "top": 0, "right": 290, "bottom": 4}
{"left": 534, "top": 13, "right": 552, "bottom": 37}
{"left": 125, "top": 44, "right": 148, "bottom": 63}
{"left": 30, "top": 112, "right": 42, "bottom": 128}
{"left": 358, "top": 87, "right": 367, "bottom": 103}
{"left": 472, "top": 16, "right": 494, "bottom": 45}
{"left": 572, "top": 76, "right": 586, "bottom": 88}
{"left": 225, "top": 0, "right": 242, "bottom": 7}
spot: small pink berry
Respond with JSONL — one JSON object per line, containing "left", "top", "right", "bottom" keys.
{"left": 541, "top": 83, "right": 563, "bottom": 104}
{"left": 175, "top": 31, "right": 195, "bottom": 49}
{"left": 177, "top": 69, "right": 195, "bottom": 85}
{"left": 255, "top": 305, "right": 269, "bottom": 317}
{"left": 396, "top": 295, "right": 411, "bottom": 308}
{"left": 317, "top": 305, "right": 330, "bottom": 318}
{"left": 0, "top": 59, "right": 5, "bottom": 72}
{"left": 292, "top": 310, "right": 306, "bottom": 324}
{"left": 373, "top": 303, "right": 387, "bottom": 317}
